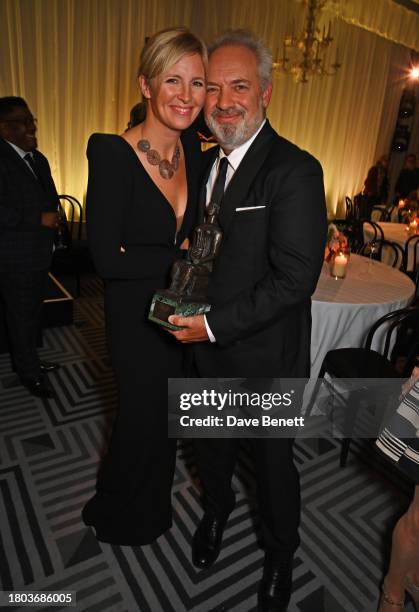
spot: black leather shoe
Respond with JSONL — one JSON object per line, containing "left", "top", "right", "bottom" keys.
{"left": 192, "top": 513, "right": 228, "bottom": 569}
{"left": 20, "top": 376, "right": 55, "bottom": 398}
{"left": 257, "top": 557, "right": 293, "bottom": 612}
{"left": 40, "top": 361, "right": 60, "bottom": 372}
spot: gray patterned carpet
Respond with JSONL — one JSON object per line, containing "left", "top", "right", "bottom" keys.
{"left": 0, "top": 277, "right": 414, "bottom": 612}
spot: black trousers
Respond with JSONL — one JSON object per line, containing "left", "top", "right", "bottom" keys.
{"left": 0, "top": 268, "right": 47, "bottom": 379}
{"left": 188, "top": 351, "right": 301, "bottom": 560}
{"left": 194, "top": 437, "right": 301, "bottom": 561}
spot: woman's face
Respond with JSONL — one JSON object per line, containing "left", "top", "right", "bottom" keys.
{"left": 142, "top": 52, "right": 206, "bottom": 132}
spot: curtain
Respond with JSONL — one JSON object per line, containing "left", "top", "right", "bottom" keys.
{"left": 325, "top": 0, "right": 419, "bottom": 52}
{"left": 0, "top": 0, "right": 417, "bottom": 217}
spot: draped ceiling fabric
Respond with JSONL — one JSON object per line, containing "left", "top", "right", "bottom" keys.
{"left": 1, "top": 0, "right": 418, "bottom": 217}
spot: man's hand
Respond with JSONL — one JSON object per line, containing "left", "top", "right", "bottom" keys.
{"left": 167, "top": 314, "right": 209, "bottom": 343}
{"left": 41, "top": 212, "right": 59, "bottom": 228}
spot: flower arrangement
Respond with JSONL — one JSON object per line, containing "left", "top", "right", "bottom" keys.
{"left": 324, "top": 223, "right": 348, "bottom": 262}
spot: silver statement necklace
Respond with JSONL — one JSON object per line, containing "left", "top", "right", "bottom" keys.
{"left": 137, "top": 138, "right": 180, "bottom": 180}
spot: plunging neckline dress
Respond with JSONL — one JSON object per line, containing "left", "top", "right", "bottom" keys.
{"left": 82, "top": 129, "right": 201, "bottom": 544}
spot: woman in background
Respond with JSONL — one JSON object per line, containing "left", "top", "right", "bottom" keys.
{"left": 83, "top": 27, "right": 206, "bottom": 545}
{"left": 377, "top": 368, "right": 419, "bottom": 610}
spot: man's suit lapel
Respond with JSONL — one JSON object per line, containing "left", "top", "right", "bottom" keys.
{"left": 0, "top": 139, "right": 43, "bottom": 188}
{"left": 219, "top": 121, "right": 276, "bottom": 233}
{"left": 32, "top": 151, "right": 46, "bottom": 184}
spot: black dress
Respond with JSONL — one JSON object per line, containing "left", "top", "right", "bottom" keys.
{"left": 82, "top": 130, "right": 201, "bottom": 544}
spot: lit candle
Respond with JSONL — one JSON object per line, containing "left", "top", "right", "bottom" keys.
{"left": 332, "top": 252, "right": 348, "bottom": 278}
{"left": 409, "top": 219, "right": 418, "bottom": 233}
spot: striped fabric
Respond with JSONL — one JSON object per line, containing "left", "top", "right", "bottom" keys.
{"left": 376, "top": 381, "right": 419, "bottom": 483}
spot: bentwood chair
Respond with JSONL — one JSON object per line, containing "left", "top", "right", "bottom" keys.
{"left": 307, "top": 306, "right": 419, "bottom": 467}
{"left": 371, "top": 205, "right": 391, "bottom": 222}
{"left": 362, "top": 220, "right": 385, "bottom": 243}
{"left": 358, "top": 239, "right": 404, "bottom": 268}
{"left": 403, "top": 235, "right": 419, "bottom": 300}
{"left": 345, "top": 196, "right": 354, "bottom": 221}
{"left": 51, "top": 195, "right": 88, "bottom": 297}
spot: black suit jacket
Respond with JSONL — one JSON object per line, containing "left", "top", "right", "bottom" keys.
{"left": 0, "top": 138, "right": 58, "bottom": 272}
{"left": 193, "top": 121, "right": 327, "bottom": 378}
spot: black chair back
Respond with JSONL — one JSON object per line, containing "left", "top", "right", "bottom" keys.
{"left": 403, "top": 235, "right": 419, "bottom": 272}
{"left": 370, "top": 206, "right": 391, "bottom": 222}
{"left": 58, "top": 195, "right": 83, "bottom": 241}
{"left": 54, "top": 195, "right": 86, "bottom": 297}
{"left": 402, "top": 234, "right": 419, "bottom": 301}
{"left": 364, "top": 306, "right": 419, "bottom": 376}
{"left": 362, "top": 220, "right": 385, "bottom": 242}
{"left": 345, "top": 196, "right": 354, "bottom": 220}
{"left": 357, "top": 239, "right": 404, "bottom": 268}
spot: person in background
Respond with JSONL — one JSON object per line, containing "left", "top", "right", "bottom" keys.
{"left": 363, "top": 154, "right": 389, "bottom": 212}
{"left": 395, "top": 153, "right": 419, "bottom": 200}
{"left": 0, "top": 96, "right": 60, "bottom": 399}
{"left": 126, "top": 100, "right": 146, "bottom": 129}
{"left": 83, "top": 27, "right": 206, "bottom": 545}
{"left": 376, "top": 367, "right": 419, "bottom": 611}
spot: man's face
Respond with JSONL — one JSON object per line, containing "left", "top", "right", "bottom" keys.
{"left": 204, "top": 45, "right": 272, "bottom": 151}
{"left": 0, "top": 105, "right": 37, "bottom": 151}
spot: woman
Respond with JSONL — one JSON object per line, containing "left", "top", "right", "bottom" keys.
{"left": 376, "top": 368, "right": 419, "bottom": 610}
{"left": 82, "top": 27, "right": 206, "bottom": 545}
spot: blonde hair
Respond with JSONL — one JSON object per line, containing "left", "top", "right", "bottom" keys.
{"left": 138, "top": 27, "right": 207, "bottom": 82}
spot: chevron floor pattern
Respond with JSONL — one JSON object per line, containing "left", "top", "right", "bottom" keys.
{"left": 0, "top": 276, "right": 414, "bottom": 612}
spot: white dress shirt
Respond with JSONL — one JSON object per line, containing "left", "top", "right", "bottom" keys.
{"left": 204, "top": 119, "right": 266, "bottom": 342}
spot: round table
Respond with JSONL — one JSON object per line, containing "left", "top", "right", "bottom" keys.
{"left": 310, "top": 254, "right": 415, "bottom": 380}
{"left": 363, "top": 221, "right": 418, "bottom": 268}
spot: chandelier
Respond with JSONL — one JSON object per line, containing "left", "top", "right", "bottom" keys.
{"left": 273, "top": 0, "right": 342, "bottom": 84}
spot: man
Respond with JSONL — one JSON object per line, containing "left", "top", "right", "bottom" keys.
{"left": 395, "top": 153, "right": 419, "bottom": 200}
{"left": 0, "top": 97, "right": 60, "bottom": 398}
{"left": 362, "top": 154, "right": 389, "bottom": 217}
{"left": 169, "top": 31, "right": 327, "bottom": 612}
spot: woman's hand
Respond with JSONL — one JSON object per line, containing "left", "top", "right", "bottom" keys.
{"left": 402, "top": 366, "right": 419, "bottom": 396}
{"left": 120, "top": 246, "right": 126, "bottom": 253}
{"left": 179, "top": 238, "right": 189, "bottom": 250}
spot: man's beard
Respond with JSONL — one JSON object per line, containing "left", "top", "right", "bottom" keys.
{"left": 205, "top": 104, "right": 264, "bottom": 149}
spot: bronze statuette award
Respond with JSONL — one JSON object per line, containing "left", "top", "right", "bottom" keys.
{"left": 149, "top": 202, "right": 223, "bottom": 331}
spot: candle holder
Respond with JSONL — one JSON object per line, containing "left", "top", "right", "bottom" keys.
{"left": 408, "top": 218, "right": 418, "bottom": 235}
{"left": 330, "top": 247, "right": 350, "bottom": 279}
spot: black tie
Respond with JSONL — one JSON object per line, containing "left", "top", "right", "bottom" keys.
{"left": 24, "top": 153, "right": 39, "bottom": 179}
{"left": 209, "top": 157, "right": 229, "bottom": 207}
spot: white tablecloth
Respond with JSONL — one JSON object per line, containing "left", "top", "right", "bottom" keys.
{"left": 363, "top": 221, "right": 417, "bottom": 268}
{"left": 310, "top": 254, "right": 415, "bottom": 380}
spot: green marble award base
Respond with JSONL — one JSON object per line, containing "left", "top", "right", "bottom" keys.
{"left": 148, "top": 291, "right": 211, "bottom": 331}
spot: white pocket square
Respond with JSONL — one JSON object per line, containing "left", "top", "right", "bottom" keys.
{"left": 235, "top": 205, "right": 266, "bottom": 211}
